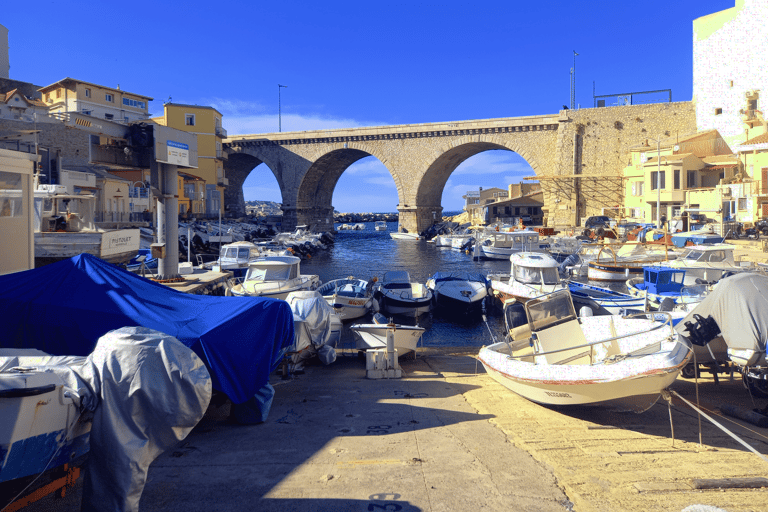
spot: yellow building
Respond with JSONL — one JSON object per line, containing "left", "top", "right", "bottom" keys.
{"left": 179, "top": 172, "right": 206, "bottom": 218}
{"left": 38, "top": 78, "right": 152, "bottom": 124}
{"left": 623, "top": 130, "right": 739, "bottom": 225}
{"left": 734, "top": 129, "right": 768, "bottom": 220}
{"left": 153, "top": 103, "right": 226, "bottom": 218}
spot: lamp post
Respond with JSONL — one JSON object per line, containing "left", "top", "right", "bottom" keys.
{"left": 647, "top": 135, "right": 666, "bottom": 229}
{"left": 278, "top": 84, "right": 288, "bottom": 132}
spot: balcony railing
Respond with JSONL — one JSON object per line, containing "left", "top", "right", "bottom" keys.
{"left": 129, "top": 187, "right": 149, "bottom": 198}
{"left": 215, "top": 126, "right": 227, "bottom": 137}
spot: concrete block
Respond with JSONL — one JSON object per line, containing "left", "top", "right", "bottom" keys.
{"left": 178, "top": 262, "right": 194, "bottom": 275}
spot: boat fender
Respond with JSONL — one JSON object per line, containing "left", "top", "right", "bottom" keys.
{"left": 682, "top": 314, "right": 721, "bottom": 346}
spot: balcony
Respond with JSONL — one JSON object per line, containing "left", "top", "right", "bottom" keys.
{"left": 216, "top": 149, "right": 228, "bottom": 160}
{"left": 741, "top": 109, "right": 763, "bottom": 128}
{"left": 217, "top": 177, "right": 229, "bottom": 186}
{"left": 215, "top": 126, "right": 227, "bottom": 138}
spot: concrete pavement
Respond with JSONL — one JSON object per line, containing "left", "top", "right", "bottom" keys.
{"left": 21, "top": 347, "right": 768, "bottom": 512}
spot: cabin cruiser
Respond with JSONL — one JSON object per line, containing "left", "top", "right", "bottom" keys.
{"left": 201, "top": 241, "right": 263, "bottom": 278}
{"left": 316, "top": 277, "right": 378, "bottom": 321}
{"left": 33, "top": 185, "right": 139, "bottom": 266}
{"left": 647, "top": 243, "right": 760, "bottom": 285}
{"left": 375, "top": 221, "right": 388, "bottom": 231}
{"left": 475, "top": 229, "right": 547, "bottom": 260}
{"left": 374, "top": 271, "right": 432, "bottom": 316}
{"left": 227, "top": 255, "right": 321, "bottom": 300}
{"left": 488, "top": 252, "right": 565, "bottom": 308}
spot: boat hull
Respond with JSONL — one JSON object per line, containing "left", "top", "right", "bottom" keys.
{"left": 351, "top": 324, "right": 425, "bottom": 356}
{"left": 379, "top": 294, "right": 432, "bottom": 316}
{"left": 317, "top": 278, "right": 375, "bottom": 321}
{"left": 587, "top": 261, "right": 646, "bottom": 282}
{"left": 35, "top": 229, "right": 140, "bottom": 266}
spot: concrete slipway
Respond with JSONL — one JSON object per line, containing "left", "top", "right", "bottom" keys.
{"left": 26, "top": 346, "right": 768, "bottom": 512}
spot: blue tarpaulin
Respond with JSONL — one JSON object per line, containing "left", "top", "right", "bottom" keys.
{"left": 0, "top": 254, "right": 294, "bottom": 404}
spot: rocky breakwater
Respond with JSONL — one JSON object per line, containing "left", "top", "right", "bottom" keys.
{"left": 334, "top": 212, "right": 398, "bottom": 224}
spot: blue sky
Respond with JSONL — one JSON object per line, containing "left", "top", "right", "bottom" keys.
{"left": 4, "top": 0, "right": 734, "bottom": 212}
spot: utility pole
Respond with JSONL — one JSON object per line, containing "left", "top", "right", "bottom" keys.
{"left": 570, "top": 51, "right": 579, "bottom": 109}
{"left": 278, "top": 84, "right": 288, "bottom": 132}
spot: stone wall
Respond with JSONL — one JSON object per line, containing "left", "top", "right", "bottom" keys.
{"left": 548, "top": 101, "right": 697, "bottom": 227}
{"left": 0, "top": 118, "right": 92, "bottom": 170}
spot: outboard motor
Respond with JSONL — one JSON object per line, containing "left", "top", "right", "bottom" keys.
{"left": 682, "top": 314, "right": 721, "bottom": 346}
{"left": 559, "top": 253, "right": 580, "bottom": 276}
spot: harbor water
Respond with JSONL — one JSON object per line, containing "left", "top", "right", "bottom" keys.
{"left": 306, "top": 221, "right": 511, "bottom": 350}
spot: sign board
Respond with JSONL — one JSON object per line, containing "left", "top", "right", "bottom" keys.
{"left": 100, "top": 229, "right": 140, "bottom": 258}
{"left": 153, "top": 124, "right": 198, "bottom": 168}
{"left": 166, "top": 140, "right": 190, "bottom": 167}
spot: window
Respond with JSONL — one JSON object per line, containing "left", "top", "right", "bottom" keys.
{"left": 714, "top": 108, "right": 722, "bottom": 115}
{"left": 674, "top": 169, "right": 680, "bottom": 190}
{"left": 0, "top": 171, "right": 23, "bottom": 217}
{"left": 185, "top": 114, "right": 195, "bottom": 126}
{"left": 105, "top": 113, "right": 114, "bottom": 120}
{"left": 122, "top": 98, "right": 146, "bottom": 109}
{"left": 56, "top": 89, "right": 62, "bottom": 98}
{"left": 82, "top": 109, "right": 92, "bottom": 116}
{"left": 45, "top": 93, "right": 50, "bottom": 102}
{"left": 85, "top": 88, "right": 91, "bottom": 98}
{"left": 650, "top": 171, "right": 665, "bottom": 190}
{"left": 105, "top": 93, "right": 113, "bottom": 102}
{"left": 687, "top": 170, "right": 696, "bottom": 188}
{"left": 739, "top": 197, "right": 747, "bottom": 210}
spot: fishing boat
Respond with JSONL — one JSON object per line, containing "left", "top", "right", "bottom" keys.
{"left": 350, "top": 313, "right": 426, "bottom": 358}
{"left": 567, "top": 280, "right": 648, "bottom": 316}
{"left": 374, "top": 221, "right": 388, "bottom": 231}
{"left": 489, "top": 252, "right": 564, "bottom": 308}
{"left": 227, "top": 255, "right": 321, "bottom": 300}
{"left": 374, "top": 271, "right": 433, "bottom": 316}
{"left": 625, "top": 267, "right": 709, "bottom": 310}
{"left": 426, "top": 271, "right": 490, "bottom": 315}
{"left": 477, "top": 289, "right": 691, "bottom": 412}
{"left": 586, "top": 243, "right": 678, "bottom": 282}
{"left": 316, "top": 277, "right": 377, "bottom": 321}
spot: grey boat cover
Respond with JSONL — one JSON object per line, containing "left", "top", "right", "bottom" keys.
{"left": 675, "top": 272, "right": 768, "bottom": 352}
{"left": 1, "top": 327, "right": 212, "bottom": 512}
{"left": 286, "top": 290, "right": 337, "bottom": 368}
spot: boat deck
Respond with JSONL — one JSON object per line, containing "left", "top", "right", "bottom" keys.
{"left": 157, "top": 268, "right": 233, "bottom": 295}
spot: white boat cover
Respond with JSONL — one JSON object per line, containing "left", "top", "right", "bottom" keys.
{"left": 1, "top": 327, "right": 212, "bottom": 512}
{"left": 286, "top": 291, "right": 338, "bottom": 368}
{"left": 675, "top": 272, "right": 768, "bottom": 352}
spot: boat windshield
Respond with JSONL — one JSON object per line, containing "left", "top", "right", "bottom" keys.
{"left": 681, "top": 249, "right": 704, "bottom": 261}
{"left": 245, "top": 264, "right": 294, "bottom": 281}
{"left": 524, "top": 290, "right": 577, "bottom": 327}
{"left": 514, "top": 265, "right": 559, "bottom": 285}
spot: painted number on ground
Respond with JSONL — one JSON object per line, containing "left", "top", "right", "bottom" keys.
{"left": 367, "top": 425, "right": 391, "bottom": 434}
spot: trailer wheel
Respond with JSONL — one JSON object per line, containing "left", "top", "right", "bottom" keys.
{"left": 743, "top": 373, "right": 768, "bottom": 399}
{"left": 681, "top": 363, "right": 699, "bottom": 379}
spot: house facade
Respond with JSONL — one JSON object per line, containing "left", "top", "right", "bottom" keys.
{"left": 464, "top": 184, "right": 542, "bottom": 226}
{"left": 0, "top": 89, "right": 49, "bottom": 122}
{"left": 152, "top": 103, "right": 226, "bottom": 218}
{"left": 39, "top": 78, "right": 152, "bottom": 124}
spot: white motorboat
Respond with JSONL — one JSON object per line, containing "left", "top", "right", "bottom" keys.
{"left": 33, "top": 184, "right": 139, "bottom": 266}
{"left": 489, "top": 252, "right": 566, "bottom": 308}
{"left": 201, "top": 241, "right": 263, "bottom": 278}
{"left": 647, "top": 243, "right": 759, "bottom": 285}
{"left": 316, "top": 277, "right": 377, "bottom": 321}
{"left": 350, "top": 313, "right": 426, "bottom": 358}
{"left": 0, "top": 350, "right": 92, "bottom": 486}
{"left": 476, "top": 229, "right": 547, "bottom": 260}
{"left": 227, "top": 255, "right": 320, "bottom": 300}
{"left": 374, "top": 271, "right": 433, "bottom": 316}
{"left": 479, "top": 289, "right": 691, "bottom": 412}
{"left": 374, "top": 221, "right": 388, "bottom": 231}
{"left": 390, "top": 231, "right": 422, "bottom": 240}
{"left": 426, "top": 271, "right": 490, "bottom": 315}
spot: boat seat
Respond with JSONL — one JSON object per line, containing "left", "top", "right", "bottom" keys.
{"left": 509, "top": 324, "right": 532, "bottom": 341}
{"left": 535, "top": 319, "right": 592, "bottom": 365}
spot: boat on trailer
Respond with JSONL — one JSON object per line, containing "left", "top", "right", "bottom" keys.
{"left": 478, "top": 289, "right": 691, "bottom": 412}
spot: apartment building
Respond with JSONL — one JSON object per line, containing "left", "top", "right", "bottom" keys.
{"left": 38, "top": 78, "right": 152, "bottom": 124}
{"left": 152, "top": 103, "right": 226, "bottom": 218}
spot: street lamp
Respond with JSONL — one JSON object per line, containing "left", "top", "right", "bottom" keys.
{"left": 647, "top": 135, "right": 666, "bottom": 228}
{"left": 278, "top": 84, "right": 288, "bottom": 132}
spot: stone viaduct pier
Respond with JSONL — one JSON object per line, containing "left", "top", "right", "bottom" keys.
{"left": 223, "top": 102, "right": 696, "bottom": 233}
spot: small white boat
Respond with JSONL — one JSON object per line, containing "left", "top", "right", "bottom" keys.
{"left": 350, "top": 313, "right": 426, "bottom": 358}
{"left": 227, "top": 255, "right": 320, "bottom": 300}
{"left": 477, "top": 229, "right": 546, "bottom": 260}
{"left": 426, "top": 271, "right": 489, "bottom": 314}
{"left": 390, "top": 231, "right": 422, "bottom": 240}
{"left": 202, "top": 241, "right": 263, "bottom": 278}
{"left": 648, "top": 243, "right": 759, "bottom": 285}
{"left": 374, "top": 271, "right": 433, "bottom": 316}
{"left": 316, "top": 277, "right": 377, "bottom": 321}
{"left": 478, "top": 289, "right": 691, "bottom": 412}
{"left": 375, "top": 221, "right": 388, "bottom": 231}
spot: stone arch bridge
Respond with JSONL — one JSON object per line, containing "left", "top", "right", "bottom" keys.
{"left": 223, "top": 102, "right": 696, "bottom": 233}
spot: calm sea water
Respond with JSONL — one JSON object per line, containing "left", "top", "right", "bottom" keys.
{"left": 302, "top": 221, "right": 511, "bottom": 351}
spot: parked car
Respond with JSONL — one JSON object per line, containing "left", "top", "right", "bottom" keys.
{"left": 584, "top": 216, "right": 611, "bottom": 229}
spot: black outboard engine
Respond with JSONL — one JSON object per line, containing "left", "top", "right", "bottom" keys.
{"left": 558, "top": 253, "right": 580, "bottom": 276}
{"left": 682, "top": 314, "right": 721, "bottom": 347}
